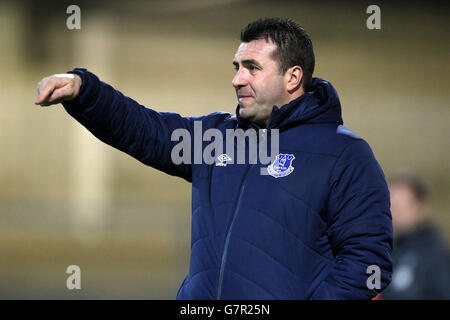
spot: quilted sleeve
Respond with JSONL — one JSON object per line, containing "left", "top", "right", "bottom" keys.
{"left": 62, "top": 68, "right": 195, "bottom": 181}
{"left": 310, "top": 139, "right": 393, "bottom": 299}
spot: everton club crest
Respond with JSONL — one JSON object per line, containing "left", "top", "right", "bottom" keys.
{"left": 267, "top": 154, "right": 296, "bottom": 178}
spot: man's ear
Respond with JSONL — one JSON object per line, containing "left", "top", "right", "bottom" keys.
{"left": 285, "top": 66, "right": 303, "bottom": 93}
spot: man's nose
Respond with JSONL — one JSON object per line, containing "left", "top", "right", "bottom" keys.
{"left": 232, "top": 69, "right": 248, "bottom": 88}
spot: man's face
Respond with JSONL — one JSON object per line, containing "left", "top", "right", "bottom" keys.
{"left": 232, "top": 39, "right": 288, "bottom": 126}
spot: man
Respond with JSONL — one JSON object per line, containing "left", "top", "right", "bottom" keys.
{"left": 382, "top": 171, "right": 450, "bottom": 299}
{"left": 35, "top": 18, "right": 393, "bottom": 299}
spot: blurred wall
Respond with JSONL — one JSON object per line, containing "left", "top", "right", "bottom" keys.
{"left": 0, "top": 0, "right": 448, "bottom": 298}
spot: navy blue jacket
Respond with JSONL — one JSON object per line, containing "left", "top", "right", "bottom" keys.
{"left": 63, "top": 68, "right": 393, "bottom": 299}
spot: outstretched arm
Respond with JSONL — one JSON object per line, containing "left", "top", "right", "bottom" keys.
{"left": 35, "top": 68, "right": 194, "bottom": 181}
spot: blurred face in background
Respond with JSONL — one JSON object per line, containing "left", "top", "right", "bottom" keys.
{"left": 389, "top": 183, "right": 429, "bottom": 234}
{"left": 232, "top": 39, "right": 289, "bottom": 127}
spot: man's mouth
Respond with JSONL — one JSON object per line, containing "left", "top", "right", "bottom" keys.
{"left": 238, "top": 95, "right": 254, "bottom": 103}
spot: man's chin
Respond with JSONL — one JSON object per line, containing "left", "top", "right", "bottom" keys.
{"left": 238, "top": 105, "right": 254, "bottom": 119}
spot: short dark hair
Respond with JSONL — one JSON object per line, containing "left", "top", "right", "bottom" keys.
{"left": 389, "top": 170, "right": 431, "bottom": 203}
{"left": 240, "top": 18, "right": 315, "bottom": 90}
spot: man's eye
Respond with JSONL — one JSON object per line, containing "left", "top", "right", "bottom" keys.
{"left": 249, "top": 65, "right": 258, "bottom": 71}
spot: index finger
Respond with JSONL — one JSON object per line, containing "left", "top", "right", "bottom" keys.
{"left": 35, "top": 80, "right": 56, "bottom": 105}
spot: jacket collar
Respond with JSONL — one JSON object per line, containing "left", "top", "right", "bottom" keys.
{"left": 236, "top": 77, "right": 343, "bottom": 130}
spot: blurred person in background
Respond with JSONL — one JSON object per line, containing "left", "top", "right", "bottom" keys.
{"left": 382, "top": 170, "right": 450, "bottom": 299}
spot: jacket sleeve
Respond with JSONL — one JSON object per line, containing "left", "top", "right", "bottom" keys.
{"left": 62, "top": 68, "right": 196, "bottom": 182}
{"left": 310, "top": 139, "right": 393, "bottom": 300}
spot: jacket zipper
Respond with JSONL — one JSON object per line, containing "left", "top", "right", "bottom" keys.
{"left": 217, "top": 165, "right": 252, "bottom": 299}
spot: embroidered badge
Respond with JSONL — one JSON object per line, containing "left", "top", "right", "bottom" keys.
{"left": 267, "top": 154, "right": 295, "bottom": 178}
